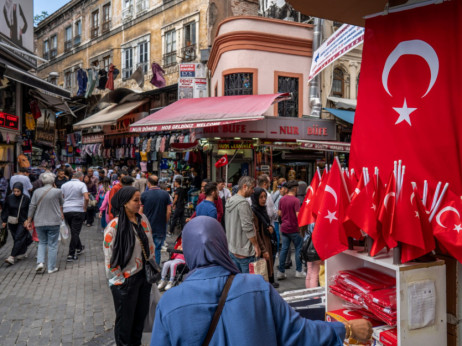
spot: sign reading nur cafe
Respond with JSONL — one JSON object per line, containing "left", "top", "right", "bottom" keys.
{"left": 196, "top": 117, "right": 336, "bottom": 141}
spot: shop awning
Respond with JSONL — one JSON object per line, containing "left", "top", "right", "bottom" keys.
{"left": 73, "top": 99, "right": 149, "bottom": 130}
{"left": 327, "top": 97, "right": 357, "bottom": 110}
{"left": 324, "top": 108, "right": 355, "bottom": 124}
{"left": 130, "top": 93, "right": 290, "bottom": 133}
{"left": 0, "top": 59, "right": 70, "bottom": 98}
{"left": 298, "top": 140, "right": 351, "bottom": 153}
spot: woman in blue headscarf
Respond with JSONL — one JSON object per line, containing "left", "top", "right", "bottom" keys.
{"left": 151, "top": 216, "right": 372, "bottom": 346}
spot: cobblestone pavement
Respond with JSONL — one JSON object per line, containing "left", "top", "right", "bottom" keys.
{"left": 0, "top": 223, "right": 307, "bottom": 345}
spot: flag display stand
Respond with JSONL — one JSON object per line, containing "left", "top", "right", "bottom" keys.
{"left": 325, "top": 248, "right": 447, "bottom": 345}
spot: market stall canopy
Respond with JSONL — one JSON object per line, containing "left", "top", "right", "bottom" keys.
{"left": 29, "top": 89, "right": 86, "bottom": 116}
{"left": 0, "top": 59, "right": 70, "bottom": 99}
{"left": 327, "top": 96, "right": 357, "bottom": 110}
{"left": 324, "top": 108, "right": 355, "bottom": 124}
{"left": 287, "top": 0, "right": 388, "bottom": 26}
{"left": 130, "top": 93, "right": 290, "bottom": 133}
{"left": 73, "top": 99, "right": 149, "bottom": 130}
{"left": 298, "top": 139, "right": 351, "bottom": 152}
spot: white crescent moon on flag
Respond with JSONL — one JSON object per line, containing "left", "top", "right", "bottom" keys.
{"left": 382, "top": 40, "right": 439, "bottom": 97}
{"left": 324, "top": 185, "right": 338, "bottom": 206}
{"left": 343, "top": 310, "right": 354, "bottom": 317}
{"left": 410, "top": 192, "right": 415, "bottom": 205}
{"left": 383, "top": 192, "right": 396, "bottom": 210}
{"left": 308, "top": 186, "right": 314, "bottom": 193}
{"left": 436, "top": 206, "right": 460, "bottom": 228}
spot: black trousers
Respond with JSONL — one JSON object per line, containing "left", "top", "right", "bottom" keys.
{"left": 64, "top": 212, "right": 85, "bottom": 256}
{"left": 85, "top": 207, "right": 95, "bottom": 226}
{"left": 110, "top": 270, "right": 151, "bottom": 346}
{"left": 8, "top": 223, "right": 32, "bottom": 257}
{"left": 170, "top": 207, "right": 185, "bottom": 233}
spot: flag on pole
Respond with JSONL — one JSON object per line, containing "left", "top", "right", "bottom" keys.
{"left": 298, "top": 171, "right": 321, "bottom": 227}
{"left": 312, "top": 159, "right": 349, "bottom": 260}
{"left": 343, "top": 170, "right": 366, "bottom": 239}
{"left": 378, "top": 172, "right": 397, "bottom": 249}
{"left": 215, "top": 154, "right": 229, "bottom": 168}
{"left": 311, "top": 169, "right": 329, "bottom": 219}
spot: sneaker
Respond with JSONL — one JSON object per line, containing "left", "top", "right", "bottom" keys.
{"left": 15, "top": 254, "right": 27, "bottom": 260}
{"left": 66, "top": 255, "right": 77, "bottom": 262}
{"left": 271, "top": 282, "right": 280, "bottom": 288}
{"left": 295, "top": 271, "right": 307, "bottom": 278}
{"left": 165, "top": 281, "right": 174, "bottom": 290}
{"left": 5, "top": 256, "right": 14, "bottom": 265}
{"left": 48, "top": 268, "right": 59, "bottom": 274}
{"left": 157, "top": 280, "right": 168, "bottom": 291}
{"left": 77, "top": 246, "right": 85, "bottom": 255}
{"left": 36, "top": 263, "right": 45, "bottom": 273}
{"left": 277, "top": 271, "right": 286, "bottom": 280}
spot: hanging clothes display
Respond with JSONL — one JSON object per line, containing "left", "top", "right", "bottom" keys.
{"left": 105, "top": 64, "right": 116, "bottom": 90}
{"left": 29, "top": 99, "right": 42, "bottom": 119}
{"left": 150, "top": 63, "right": 166, "bottom": 88}
{"left": 85, "top": 68, "right": 99, "bottom": 98}
{"left": 97, "top": 69, "right": 108, "bottom": 90}
{"left": 25, "top": 113, "right": 35, "bottom": 130}
{"left": 76, "top": 68, "right": 88, "bottom": 96}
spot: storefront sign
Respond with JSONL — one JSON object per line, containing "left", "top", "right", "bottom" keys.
{"left": 82, "top": 134, "right": 104, "bottom": 144}
{"left": 36, "top": 130, "right": 55, "bottom": 147}
{"left": 217, "top": 141, "right": 254, "bottom": 150}
{"left": 197, "top": 117, "right": 336, "bottom": 141}
{"left": 178, "top": 63, "right": 208, "bottom": 99}
{"left": 299, "top": 140, "right": 350, "bottom": 152}
{"left": 104, "top": 112, "right": 146, "bottom": 135}
{"left": 0, "top": 0, "right": 34, "bottom": 51}
{"left": 179, "top": 63, "right": 206, "bottom": 78}
{"left": 0, "top": 112, "right": 19, "bottom": 131}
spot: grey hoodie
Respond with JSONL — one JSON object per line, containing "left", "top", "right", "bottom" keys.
{"left": 225, "top": 194, "right": 256, "bottom": 257}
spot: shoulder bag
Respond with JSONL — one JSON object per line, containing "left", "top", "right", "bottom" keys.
{"left": 7, "top": 195, "right": 24, "bottom": 225}
{"left": 132, "top": 225, "right": 161, "bottom": 284}
{"left": 202, "top": 275, "right": 236, "bottom": 346}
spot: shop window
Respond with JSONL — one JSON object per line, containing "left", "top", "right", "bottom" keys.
{"left": 64, "top": 71, "right": 72, "bottom": 90}
{"left": 332, "top": 68, "right": 344, "bottom": 97}
{"left": 0, "top": 79, "right": 16, "bottom": 114}
{"left": 123, "top": 47, "right": 133, "bottom": 79}
{"left": 64, "top": 26, "right": 72, "bottom": 52}
{"left": 43, "top": 40, "right": 49, "bottom": 59}
{"left": 163, "top": 30, "right": 176, "bottom": 68}
{"left": 277, "top": 76, "right": 299, "bottom": 117}
{"left": 103, "top": 55, "right": 112, "bottom": 71}
{"left": 137, "top": 41, "right": 149, "bottom": 74}
{"left": 50, "top": 35, "right": 57, "bottom": 59}
{"left": 182, "top": 22, "right": 196, "bottom": 62}
{"left": 224, "top": 73, "right": 253, "bottom": 96}
{"left": 91, "top": 10, "right": 99, "bottom": 39}
{"left": 102, "top": 3, "right": 111, "bottom": 33}
{"left": 74, "top": 20, "right": 82, "bottom": 46}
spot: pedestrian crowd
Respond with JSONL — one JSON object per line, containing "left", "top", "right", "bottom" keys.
{"left": 0, "top": 165, "right": 372, "bottom": 345}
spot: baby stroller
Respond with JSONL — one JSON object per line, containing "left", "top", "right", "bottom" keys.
{"left": 158, "top": 234, "right": 189, "bottom": 291}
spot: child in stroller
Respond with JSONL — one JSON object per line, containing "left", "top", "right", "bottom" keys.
{"left": 158, "top": 235, "right": 187, "bottom": 291}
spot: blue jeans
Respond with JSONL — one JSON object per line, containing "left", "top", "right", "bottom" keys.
{"left": 278, "top": 232, "right": 303, "bottom": 273}
{"left": 36, "top": 225, "right": 60, "bottom": 270}
{"left": 229, "top": 253, "right": 255, "bottom": 273}
{"left": 274, "top": 222, "right": 281, "bottom": 254}
{"left": 153, "top": 235, "right": 166, "bottom": 265}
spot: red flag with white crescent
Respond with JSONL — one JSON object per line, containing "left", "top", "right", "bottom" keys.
{"left": 350, "top": 1, "right": 462, "bottom": 200}
{"left": 215, "top": 154, "right": 228, "bottom": 168}
{"left": 298, "top": 171, "right": 321, "bottom": 227}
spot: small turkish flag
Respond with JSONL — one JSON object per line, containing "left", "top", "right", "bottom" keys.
{"left": 378, "top": 172, "right": 397, "bottom": 250}
{"left": 312, "top": 159, "right": 349, "bottom": 260}
{"left": 311, "top": 169, "right": 329, "bottom": 219}
{"left": 298, "top": 170, "right": 321, "bottom": 227}
{"left": 215, "top": 154, "right": 228, "bottom": 168}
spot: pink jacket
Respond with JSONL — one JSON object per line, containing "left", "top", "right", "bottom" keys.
{"left": 99, "top": 191, "right": 111, "bottom": 223}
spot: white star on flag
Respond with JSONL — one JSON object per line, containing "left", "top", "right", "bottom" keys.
{"left": 324, "top": 210, "right": 338, "bottom": 224}
{"left": 393, "top": 98, "right": 417, "bottom": 126}
{"left": 454, "top": 224, "right": 462, "bottom": 234}
{"left": 305, "top": 199, "right": 311, "bottom": 205}
{"left": 371, "top": 203, "right": 377, "bottom": 211}
{"left": 414, "top": 211, "right": 420, "bottom": 218}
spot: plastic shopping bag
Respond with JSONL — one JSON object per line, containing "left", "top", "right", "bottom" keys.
{"left": 249, "top": 258, "right": 269, "bottom": 281}
{"left": 60, "top": 220, "right": 69, "bottom": 240}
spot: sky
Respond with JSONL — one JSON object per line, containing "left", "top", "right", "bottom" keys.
{"left": 34, "top": 0, "right": 72, "bottom": 16}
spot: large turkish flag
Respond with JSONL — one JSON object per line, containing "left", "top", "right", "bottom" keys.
{"left": 350, "top": 1, "right": 462, "bottom": 196}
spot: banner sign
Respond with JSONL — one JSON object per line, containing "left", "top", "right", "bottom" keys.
{"left": 179, "top": 63, "right": 206, "bottom": 78}
{"left": 308, "top": 24, "right": 364, "bottom": 82}
{"left": 104, "top": 112, "right": 146, "bottom": 134}
{"left": 82, "top": 134, "right": 104, "bottom": 144}
{"left": 217, "top": 141, "right": 254, "bottom": 150}
{"left": 178, "top": 63, "right": 208, "bottom": 99}
{"left": 299, "top": 140, "right": 350, "bottom": 152}
{"left": 0, "top": 112, "right": 19, "bottom": 130}
{"left": 0, "top": 0, "right": 33, "bottom": 52}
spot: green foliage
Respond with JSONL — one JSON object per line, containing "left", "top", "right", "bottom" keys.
{"left": 34, "top": 11, "right": 49, "bottom": 26}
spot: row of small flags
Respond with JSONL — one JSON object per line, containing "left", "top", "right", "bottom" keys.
{"left": 298, "top": 158, "right": 462, "bottom": 264}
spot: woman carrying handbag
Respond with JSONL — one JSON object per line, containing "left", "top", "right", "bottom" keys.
{"left": 103, "top": 186, "right": 156, "bottom": 346}
{"left": 2, "top": 182, "right": 32, "bottom": 265}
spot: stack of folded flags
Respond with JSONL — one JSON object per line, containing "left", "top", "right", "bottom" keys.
{"left": 329, "top": 267, "right": 397, "bottom": 326}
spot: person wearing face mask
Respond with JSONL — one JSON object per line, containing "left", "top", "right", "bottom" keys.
{"left": 2, "top": 182, "right": 32, "bottom": 265}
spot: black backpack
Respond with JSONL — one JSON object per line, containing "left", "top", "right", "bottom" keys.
{"left": 300, "top": 230, "right": 320, "bottom": 263}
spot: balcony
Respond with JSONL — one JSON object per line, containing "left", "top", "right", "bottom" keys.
{"left": 136, "top": 0, "right": 148, "bottom": 14}
{"left": 122, "top": 6, "right": 134, "bottom": 22}
{"left": 64, "top": 40, "right": 72, "bottom": 52}
{"left": 163, "top": 51, "right": 177, "bottom": 68}
{"left": 74, "top": 35, "right": 81, "bottom": 46}
{"left": 102, "top": 21, "right": 111, "bottom": 34}
{"left": 50, "top": 48, "right": 57, "bottom": 59}
{"left": 43, "top": 52, "right": 49, "bottom": 60}
{"left": 181, "top": 44, "right": 196, "bottom": 62}
{"left": 90, "top": 27, "right": 98, "bottom": 39}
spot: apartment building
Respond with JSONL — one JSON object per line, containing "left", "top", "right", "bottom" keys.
{"left": 34, "top": 0, "right": 258, "bottom": 97}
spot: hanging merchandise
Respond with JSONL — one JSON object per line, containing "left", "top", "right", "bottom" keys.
{"left": 97, "top": 69, "right": 108, "bottom": 90}
{"left": 85, "top": 68, "right": 99, "bottom": 98}
{"left": 106, "top": 64, "right": 118, "bottom": 91}
{"left": 150, "top": 62, "right": 166, "bottom": 88}
{"left": 25, "top": 112, "right": 36, "bottom": 130}
{"left": 129, "top": 65, "right": 145, "bottom": 88}
{"left": 29, "top": 99, "right": 42, "bottom": 119}
{"left": 76, "top": 68, "right": 88, "bottom": 96}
